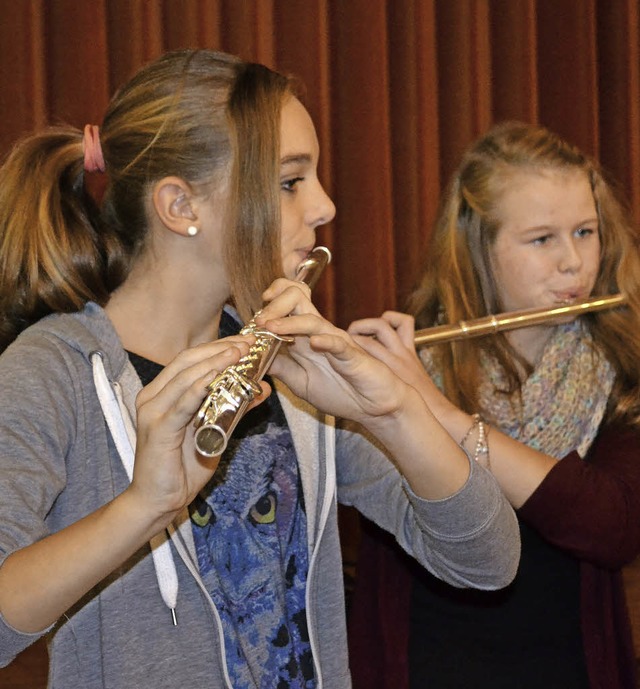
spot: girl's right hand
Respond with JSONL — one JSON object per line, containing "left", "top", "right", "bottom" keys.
{"left": 0, "top": 335, "right": 269, "bottom": 635}
{"left": 128, "top": 335, "right": 268, "bottom": 528}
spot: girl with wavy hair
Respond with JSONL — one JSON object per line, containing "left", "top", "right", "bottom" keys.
{"left": 349, "top": 121, "right": 640, "bottom": 689}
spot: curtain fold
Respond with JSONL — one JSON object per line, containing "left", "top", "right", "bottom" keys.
{"left": 597, "top": 0, "right": 640, "bottom": 222}
{"left": 388, "top": 0, "right": 441, "bottom": 306}
{"left": 328, "top": 1, "right": 396, "bottom": 325}
{"left": 2, "top": 1, "right": 47, "bottom": 137}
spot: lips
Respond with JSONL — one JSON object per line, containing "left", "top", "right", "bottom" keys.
{"left": 296, "top": 245, "right": 316, "bottom": 262}
{"left": 552, "top": 289, "right": 587, "bottom": 304}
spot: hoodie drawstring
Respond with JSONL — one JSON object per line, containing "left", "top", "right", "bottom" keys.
{"left": 91, "top": 351, "right": 179, "bottom": 625}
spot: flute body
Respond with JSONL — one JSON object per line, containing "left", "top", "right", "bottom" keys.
{"left": 414, "top": 293, "right": 626, "bottom": 347}
{"left": 194, "top": 246, "right": 331, "bottom": 457}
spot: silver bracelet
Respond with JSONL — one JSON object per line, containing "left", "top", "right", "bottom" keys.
{"left": 460, "top": 413, "right": 490, "bottom": 468}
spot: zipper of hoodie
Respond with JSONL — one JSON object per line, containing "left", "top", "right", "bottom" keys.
{"left": 304, "top": 415, "right": 337, "bottom": 689}
{"left": 167, "top": 521, "right": 235, "bottom": 688}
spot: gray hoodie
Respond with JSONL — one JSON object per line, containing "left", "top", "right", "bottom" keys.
{"left": 0, "top": 302, "right": 519, "bottom": 688}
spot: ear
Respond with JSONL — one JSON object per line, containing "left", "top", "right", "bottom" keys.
{"left": 152, "top": 176, "right": 198, "bottom": 237}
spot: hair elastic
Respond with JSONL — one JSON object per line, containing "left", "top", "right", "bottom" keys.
{"left": 83, "top": 124, "right": 106, "bottom": 173}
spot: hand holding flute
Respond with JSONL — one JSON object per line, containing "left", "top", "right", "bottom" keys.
{"left": 193, "top": 246, "right": 331, "bottom": 457}
{"left": 255, "top": 283, "right": 413, "bottom": 421}
{"left": 348, "top": 311, "right": 446, "bottom": 413}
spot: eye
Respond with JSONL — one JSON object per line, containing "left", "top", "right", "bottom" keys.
{"left": 531, "top": 234, "right": 551, "bottom": 246}
{"left": 576, "top": 226, "right": 596, "bottom": 238}
{"left": 249, "top": 491, "right": 277, "bottom": 525}
{"left": 281, "top": 176, "right": 304, "bottom": 193}
{"left": 190, "top": 497, "right": 215, "bottom": 528}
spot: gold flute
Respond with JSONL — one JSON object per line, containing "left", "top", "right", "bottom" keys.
{"left": 414, "top": 293, "right": 626, "bottom": 347}
{"left": 194, "top": 246, "right": 332, "bottom": 457}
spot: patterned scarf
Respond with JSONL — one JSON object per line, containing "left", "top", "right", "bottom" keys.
{"left": 420, "top": 319, "right": 615, "bottom": 459}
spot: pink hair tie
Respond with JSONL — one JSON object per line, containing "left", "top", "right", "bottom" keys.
{"left": 83, "top": 124, "right": 106, "bottom": 173}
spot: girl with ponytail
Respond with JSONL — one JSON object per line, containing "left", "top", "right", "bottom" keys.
{"left": 0, "top": 51, "right": 519, "bottom": 689}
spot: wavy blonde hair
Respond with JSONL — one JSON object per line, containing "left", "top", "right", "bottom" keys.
{"left": 408, "top": 121, "right": 640, "bottom": 427}
{"left": 0, "top": 50, "right": 293, "bottom": 350}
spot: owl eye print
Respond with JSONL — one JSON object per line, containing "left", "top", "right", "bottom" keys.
{"left": 250, "top": 491, "right": 277, "bottom": 525}
{"left": 189, "top": 396, "right": 312, "bottom": 688}
{"left": 190, "top": 495, "right": 214, "bottom": 527}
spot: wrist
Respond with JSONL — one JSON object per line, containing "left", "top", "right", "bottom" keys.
{"left": 362, "top": 382, "right": 434, "bottom": 451}
{"left": 459, "top": 413, "right": 491, "bottom": 469}
{"left": 117, "top": 485, "right": 179, "bottom": 540}
{"left": 364, "top": 383, "right": 472, "bottom": 499}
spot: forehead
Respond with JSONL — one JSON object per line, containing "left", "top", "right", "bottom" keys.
{"left": 279, "top": 96, "right": 319, "bottom": 159}
{"left": 495, "top": 167, "right": 596, "bottom": 228}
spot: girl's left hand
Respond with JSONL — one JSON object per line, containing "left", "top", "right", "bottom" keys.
{"left": 255, "top": 280, "right": 410, "bottom": 424}
{"left": 348, "top": 311, "right": 455, "bottom": 418}
{"left": 348, "top": 311, "right": 426, "bottom": 385}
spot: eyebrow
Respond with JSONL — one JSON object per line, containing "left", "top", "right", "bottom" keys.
{"left": 521, "top": 216, "right": 599, "bottom": 233}
{"left": 280, "top": 153, "right": 312, "bottom": 166}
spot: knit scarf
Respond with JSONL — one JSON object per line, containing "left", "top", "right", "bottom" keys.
{"left": 420, "top": 319, "right": 615, "bottom": 459}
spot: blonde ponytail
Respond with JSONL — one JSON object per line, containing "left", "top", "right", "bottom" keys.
{"left": 0, "top": 127, "right": 122, "bottom": 351}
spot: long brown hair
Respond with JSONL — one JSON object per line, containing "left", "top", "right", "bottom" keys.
{"left": 0, "top": 49, "right": 294, "bottom": 351}
{"left": 408, "top": 121, "right": 640, "bottom": 427}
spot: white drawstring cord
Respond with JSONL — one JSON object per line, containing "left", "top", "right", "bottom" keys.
{"left": 91, "top": 352, "right": 179, "bottom": 624}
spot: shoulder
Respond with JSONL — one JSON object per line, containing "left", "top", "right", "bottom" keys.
{"left": 4, "top": 302, "right": 128, "bottom": 380}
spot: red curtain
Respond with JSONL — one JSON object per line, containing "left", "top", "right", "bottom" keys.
{"left": 1, "top": 1, "right": 640, "bottom": 678}
{"left": 2, "top": 0, "right": 639, "bottom": 326}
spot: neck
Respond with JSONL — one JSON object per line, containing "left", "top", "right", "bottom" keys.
{"left": 105, "top": 260, "right": 229, "bottom": 366}
{"left": 506, "top": 324, "right": 556, "bottom": 367}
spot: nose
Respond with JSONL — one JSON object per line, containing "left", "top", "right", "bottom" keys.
{"left": 558, "top": 238, "right": 583, "bottom": 273}
{"left": 306, "top": 181, "right": 336, "bottom": 228}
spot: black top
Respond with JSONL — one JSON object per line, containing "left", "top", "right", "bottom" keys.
{"left": 408, "top": 519, "right": 589, "bottom": 688}
{"left": 127, "top": 350, "right": 163, "bottom": 385}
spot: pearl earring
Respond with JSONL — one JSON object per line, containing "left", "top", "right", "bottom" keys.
{"left": 187, "top": 225, "right": 199, "bottom": 237}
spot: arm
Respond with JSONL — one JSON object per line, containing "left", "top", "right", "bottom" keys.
{"left": 256, "top": 283, "right": 520, "bottom": 588}
{"left": 336, "top": 422, "right": 520, "bottom": 589}
{"left": 519, "top": 423, "right": 640, "bottom": 567}
{"left": 0, "top": 334, "right": 260, "bottom": 639}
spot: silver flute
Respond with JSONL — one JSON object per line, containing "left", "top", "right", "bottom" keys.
{"left": 194, "top": 246, "right": 332, "bottom": 457}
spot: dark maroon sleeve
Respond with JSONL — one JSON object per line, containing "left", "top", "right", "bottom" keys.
{"left": 518, "top": 423, "right": 640, "bottom": 568}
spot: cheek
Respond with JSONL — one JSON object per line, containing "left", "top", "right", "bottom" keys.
{"left": 279, "top": 201, "right": 299, "bottom": 244}
{"left": 586, "top": 243, "right": 602, "bottom": 276}
{"left": 492, "top": 250, "right": 543, "bottom": 308}
{"left": 494, "top": 245, "right": 548, "bottom": 283}
{"left": 494, "top": 274, "right": 524, "bottom": 310}
{"left": 282, "top": 255, "right": 299, "bottom": 280}
{"left": 492, "top": 248, "right": 523, "bottom": 287}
